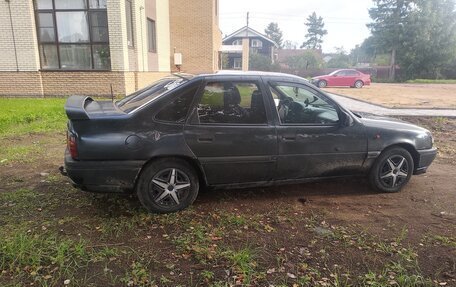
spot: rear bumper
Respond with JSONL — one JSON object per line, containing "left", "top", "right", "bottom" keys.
{"left": 63, "top": 149, "right": 145, "bottom": 193}
{"left": 414, "top": 147, "right": 437, "bottom": 175}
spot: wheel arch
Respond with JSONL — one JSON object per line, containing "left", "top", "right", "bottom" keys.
{"left": 134, "top": 155, "right": 208, "bottom": 191}
{"left": 381, "top": 143, "right": 420, "bottom": 170}
{"left": 354, "top": 79, "right": 364, "bottom": 87}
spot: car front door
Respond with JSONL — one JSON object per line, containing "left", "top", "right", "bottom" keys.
{"left": 184, "top": 77, "right": 277, "bottom": 185}
{"left": 267, "top": 81, "right": 367, "bottom": 180}
{"left": 331, "top": 70, "right": 347, "bottom": 86}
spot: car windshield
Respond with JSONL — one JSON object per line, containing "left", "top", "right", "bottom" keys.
{"left": 116, "top": 77, "right": 189, "bottom": 113}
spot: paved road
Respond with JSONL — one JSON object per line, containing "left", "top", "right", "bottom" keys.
{"left": 329, "top": 93, "right": 456, "bottom": 117}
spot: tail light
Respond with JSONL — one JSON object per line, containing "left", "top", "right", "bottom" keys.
{"left": 67, "top": 131, "right": 78, "bottom": 160}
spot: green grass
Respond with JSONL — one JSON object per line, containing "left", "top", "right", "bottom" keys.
{"left": 0, "top": 98, "right": 67, "bottom": 137}
{"left": 406, "top": 79, "right": 456, "bottom": 84}
{"left": 0, "top": 230, "right": 91, "bottom": 286}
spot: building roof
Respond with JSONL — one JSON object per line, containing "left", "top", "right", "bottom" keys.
{"left": 223, "top": 26, "right": 279, "bottom": 48}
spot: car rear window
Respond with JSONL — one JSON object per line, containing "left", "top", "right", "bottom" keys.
{"left": 116, "top": 77, "right": 188, "bottom": 113}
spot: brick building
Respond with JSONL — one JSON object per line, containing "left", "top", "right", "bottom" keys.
{"left": 0, "top": 0, "right": 221, "bottom": 97}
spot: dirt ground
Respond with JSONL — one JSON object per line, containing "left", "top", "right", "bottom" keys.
{"left": 325, "top": 83, "right": 456, "bottom": 109}
{"left": 1, "top": 117, "right": 455, "bottom": 286}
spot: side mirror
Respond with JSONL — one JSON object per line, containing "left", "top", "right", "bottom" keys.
{"left": 333, "top": 74, "right": 338, "bottom": 77}
{"left": 341, "top": 111, "right": 354, "bottom": 127}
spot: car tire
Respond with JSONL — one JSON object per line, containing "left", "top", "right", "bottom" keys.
{"left": 354, "top": 80, "right": 364, "bottom": 88}
{"left": 318, "top": 80, "right": 328, "bottom": 88}
{"left": 136, "top": 158, "right": 199, "bottom": 213}
{"left": 369, "top": 147, "right": 414, "bottom": 193}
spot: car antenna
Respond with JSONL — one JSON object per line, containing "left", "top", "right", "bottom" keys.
{"left": 110, "top": 84, "right": 114, "bottom": 102}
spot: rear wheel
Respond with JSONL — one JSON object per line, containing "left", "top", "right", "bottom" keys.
{"left": 369, "top": 147, "right": 413, "bottom": 193}
{"left": 136, "top": 158, "right": 199, "bottom": 213}
{"left": 354, "top": 80, "right": 364, "bottom": 88}
{"left": 318, "top": 80, "right": 328, "bottom": 88}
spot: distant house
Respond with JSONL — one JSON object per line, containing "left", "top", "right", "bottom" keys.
{"left": 222, "top": 26, "right": 278, "bottom": 70}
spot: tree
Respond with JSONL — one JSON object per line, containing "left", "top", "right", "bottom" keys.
{"left": 368, "top": 0, "right": 456, "bottom": 80}
{"left": 398, "top": 0, "right": 456, "bottom": 79}
{"left": 327, "top": 47, "right": 351, "bottom": 68}
{"left": 284, "top": 50, "right": 323, "bottom": 70}
{"left": 367, "top": 0, "right": 415, "bottom": 80}
{"left": 301, "top": 12, "right": 327, "bottom": 50}
{"left": 283, "top": 40, "right": 299, "bottom": 50}
{"left": 249, "top": 53, "right": 279, "bottom": 71}
{"left": 264, "top": 22, "right": 283, "bottom": 48}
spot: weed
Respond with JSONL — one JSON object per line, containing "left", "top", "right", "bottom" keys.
{"left": 121, "top": 261, "right": 155, "bottom": 286}
{"left": 223, "top": 247, "right": 258, "bottom": 285}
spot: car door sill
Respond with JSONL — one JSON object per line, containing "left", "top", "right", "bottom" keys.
{"left": 209, "top": 174, "right": 365, "bottom": 190}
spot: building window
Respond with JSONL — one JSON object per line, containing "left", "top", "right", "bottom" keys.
{"left": 251, "top": 39, "right": 263, "bottom": 48}
{"left": 233, "top": 58, "right": 242, "bottom": 69}
{"left": 34, "top": 0, "right": 110, "bottom": 70}
{"left": 126, "top": 0, "right": 134, "bottom": 47}
{"left": 232, "top": 39, "right": 242, "bottom": 46}
{"left": 147, "top": 18, "right": 156, "bottom": 53}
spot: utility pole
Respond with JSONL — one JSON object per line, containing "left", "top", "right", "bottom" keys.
{"left": 242, "top": 12, "right": 250, "bottom": 71}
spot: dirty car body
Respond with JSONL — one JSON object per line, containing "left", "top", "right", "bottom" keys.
{"left": 63, "top": 71, "right": 436, "bottom": 213}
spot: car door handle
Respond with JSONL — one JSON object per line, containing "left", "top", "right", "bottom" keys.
{"left": 282, "top": 135, "right": 296, "bottom": 141}
{"left": 197, "top": 137, "right": 213, "bottom": 143}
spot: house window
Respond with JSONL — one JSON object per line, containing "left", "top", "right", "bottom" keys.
{"left": 233, "top": 58, "right": 242, "bottom": 69}
{"left": 147, "top": 18, "right": 156, "bottom": 53}
{"left": 34, "top": 0, "right": 110, "bottom": 70}
{"left": 251, "top": 39, "right": 263, "bottom": 48}
{"left": 232, "top": 39, "right": 242, "bottom": 46}
{"left": 126, "top": 0, "right": 134, "bottom": 47}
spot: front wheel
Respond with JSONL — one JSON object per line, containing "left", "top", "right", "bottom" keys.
{"left": 369, "top": 147, "right": 414, "bottom": 193}
{"left": 318, "top": 80, "right": 328, "bottom": 88}
{"left": 136, "top": 158, "right": 199, "bottom": 213}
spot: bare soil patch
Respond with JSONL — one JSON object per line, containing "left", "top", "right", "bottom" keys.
{"left": 1, "top": 118, "right": 455, "bottom": 286}
{"left": 326, "top": 83, "right": 456, "bottom": 109}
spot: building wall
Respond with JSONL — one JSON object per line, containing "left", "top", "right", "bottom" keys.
{"left": 0, "top": 1, "right": 44, "bottom": 96}
{"left": 0, "top": 72, "right": 43, "bottom": 97}
{"left": 41, "top": 72, "right": 126, "bottom": 97}
{"left": 169, "top": 0, "right": 221, "bottom": 74}
{"left": 0, "top": 0, "right": 209, "bottom": 97}
{"left": 107, "top": 0, "right": 129, "bottom": 71}
{"left": 0, "top": 1, "right": 40, "bottom": 72}
{"left": 156, "top": 0, "right": 171, "bottom": 72}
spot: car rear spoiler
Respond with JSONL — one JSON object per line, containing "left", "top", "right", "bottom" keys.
{"left": 65, "top": 95, "right": 93, "bottom": 120}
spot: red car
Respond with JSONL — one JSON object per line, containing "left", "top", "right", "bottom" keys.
{"left": 312, "top": 69, "right": 371, "bottom": 88}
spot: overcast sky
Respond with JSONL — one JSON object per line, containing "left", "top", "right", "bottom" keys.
{"left": 219, "top": 0, "right": 375, "bottom": 53}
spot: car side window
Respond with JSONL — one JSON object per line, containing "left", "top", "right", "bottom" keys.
{"left": 336, "top": 70, "right": 347, "bottom": 76}
{"left": 197, "top": 81, "right": 267, "bottom": 124}
{"left": 270, "top": 83, "right": 339, "bottom": 125}
{"left": 155, "top": 86, "right": 198, "bottom": 123}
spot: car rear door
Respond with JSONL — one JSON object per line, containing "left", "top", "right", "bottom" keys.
{"left": 184, "top": 76, "right": 278, "bottom": 185}
{"left": 344, "top": 70, "right": 359, "bottom": 86}
{"left": 266, "top": 80, "right": 367, "bottom": 180}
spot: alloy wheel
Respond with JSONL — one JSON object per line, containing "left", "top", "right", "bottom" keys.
{"left": 149, "top": 168, "right": 191, "bottom": 207}
{"left": 379, "top": 155, "right": 409, "bottom": 188}
{"left": 355, "top": 81, "right": 363, "bottom": 88}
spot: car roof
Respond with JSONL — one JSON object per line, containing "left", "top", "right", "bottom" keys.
{"left": 196, "top": 70, "right": 308, "bottom": 81}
